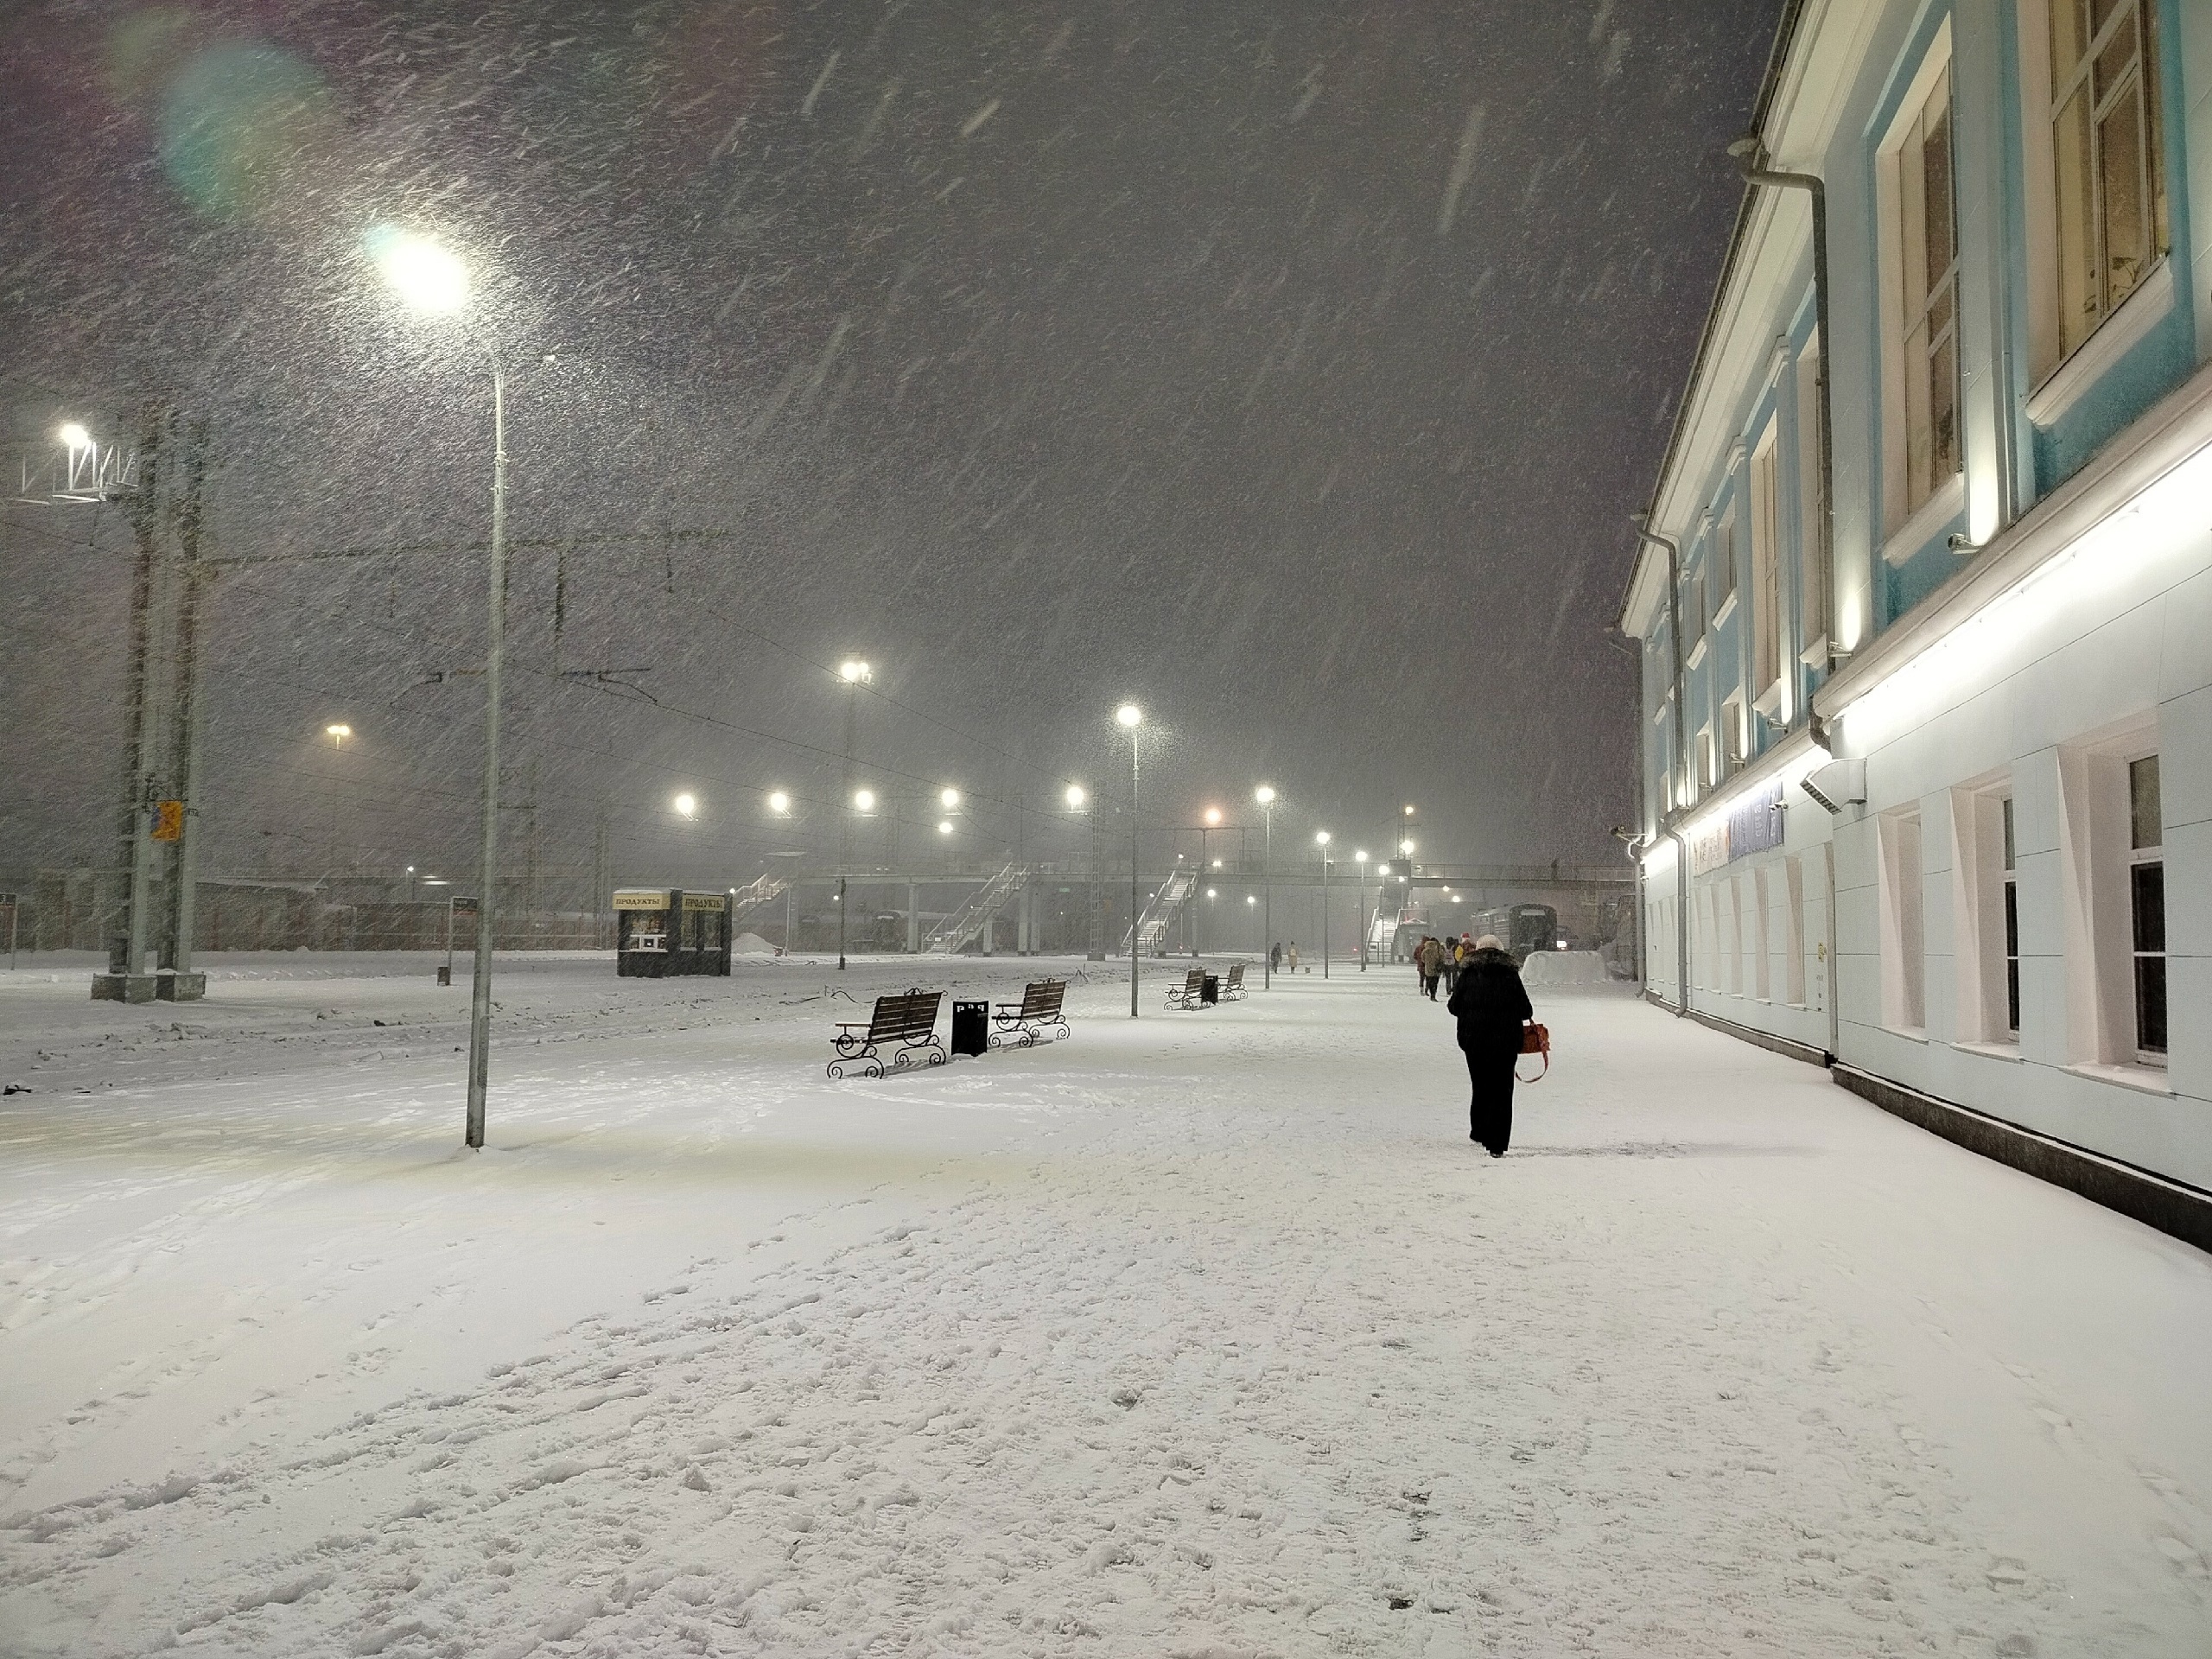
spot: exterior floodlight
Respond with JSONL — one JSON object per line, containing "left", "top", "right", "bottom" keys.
{"left": 1212, "top": 857, "right": 1223, "bottom": 868}
{"left": 768, "top": 790, "right": 791, "bottom": 814}
{"left": 326, "top": 722, "right": 352, "bottom": 744}
{"left": 1206, "top": 887, "right": 1217, "bottom": 899}
{"left": 1400, "top": 837, "right": 1415, "bottom": 855}
{"left": 370, "top": 228, "right": 470, "bottom": 315}
{"left": 938, "top": 820, "right": 954, "bottom": 836}
{"left": 673, "top": 791, "right": 698, "bottom": 818}
{"left": 1065, "top": 785, "right": 1085, "bottom": 809}
{"left": 853, "top": 788, "right": 876, "bottom": 811}
{"left": 1404, "top": 804, "right": 1416, "bottom": 816}
{"left": 839, "top": 659, "right": 872, "bottom": 683}
{"left": 1116, "top": 702, "right": 1142, "bottom": 728}
{"left": 939, "top": 787, "right": 960, "bottom": 810}
{"left": 1315, "top": 830, "right": 1331, "bottom": 846}
{"left": 57, "top": 422, "right": 92, "bottom": 449}
{"left": 1246, "top": 893, "right": 1255, "bottom": 905}
{"left": 1204, "top": 807, "right": 1222, "bottom": 826}
{"left": 1255, "top": 785, "right": 1275, "bottom": 804}
{"left": 1356, "top": 850, "right": 1369, "bottom": 863}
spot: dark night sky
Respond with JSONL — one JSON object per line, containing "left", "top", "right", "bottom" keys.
{"left": 1, "top": 0, "right": 1783, "bottom": 890}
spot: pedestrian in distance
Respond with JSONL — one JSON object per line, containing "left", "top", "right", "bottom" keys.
{"left": 1448, "top": 933, "right": 1534, "bottom": 1157}
{"left": 1417, "top": 934, "right": 1444, "bottom": 1000}
{"left": 1269, "top": 941, "right": 1282, "bottom": 974}
{"left": 1287, "top": 941, "right": 1300, "bottom": 974}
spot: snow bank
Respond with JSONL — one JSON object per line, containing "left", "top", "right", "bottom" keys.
{"left": 1516, "top": 948, "right": 1610, "bottom": 986}
{"left": 732, "top": 931, "right": 776, "bottom": 957}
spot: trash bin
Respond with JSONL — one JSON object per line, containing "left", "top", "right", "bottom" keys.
{"left": 1200, "top": 974, "right": 1220, "bottom": 1006}
{"left": 951, "top": 1000, "right": 989, "bottom": 1058}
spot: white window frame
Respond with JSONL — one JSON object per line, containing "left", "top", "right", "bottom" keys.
{"left": 2055, "top": 716, "right": 2168, "bottom": 1079}
{"left": 1879, "top": 804, "right": 1928, "bottom": 1035}
{"left": 1749, "top": 418, "right": 1784, "bottom": 719}
{"left": 1783, "top": 854, "right": 1808, "bottom": 1007}
{"left": 2018, "top": 0, "right": 2172, "bottom": 393}
{"left": 1948, "top": 776, "right": 2017, "bottom": 1047}
{"left": 1874, "top": 22, "right": 1963, "bottom": 543}
{"left": 1794, "top": 332, "right": 1829, "bottom": 663}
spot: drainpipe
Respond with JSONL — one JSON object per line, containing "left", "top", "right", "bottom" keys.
{"left": 1632, "top": 518, "right": 1692, "bottom": 1016}
{"left": 1728, "top": 138, "right": 1840, "bottom": 671}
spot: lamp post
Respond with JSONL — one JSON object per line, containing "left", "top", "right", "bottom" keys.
{"left": 1117, "top": 704, "right": 1142, "bottom": 1017}
{"left": 1315, "top": 831, "right": 1332, "bottom": 978}
{"left": 1354, "top": 850, "right": 1369, "bottom": 970}
{"left": 374, "top": 226, "right": 503, "bottom": 1151}
{"left": 1198, "top": 806, "right": 1221, "bottom": 957}
{"left": 1065, "top": 784, "right": 1098, "bottom": 961}
{"left": 1255, "top": 785, "right": 1276, "bottom": 988}
{"left": 836, "top": 659, "right": 872, "bottom": 970}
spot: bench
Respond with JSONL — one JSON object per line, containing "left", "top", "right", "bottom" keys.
{"left": 1164, "top": 966, "right": 1207, "bottom": 1009}
{"left": 829, "top": 988, "right": 946, "bottom": 1078}
{"left": 1219, "top": 961, "right": 1247, "bottom": 1001}
{"left": 990, "top": 978, "right": 1070, "bottom": 1048}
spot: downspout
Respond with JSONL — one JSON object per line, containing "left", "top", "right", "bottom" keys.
{"left": 1729, "top": 138, "right": 1840, "bottom": 671}
{"left": 1632, "top": 518, "right": 1691, "bottom": 1015}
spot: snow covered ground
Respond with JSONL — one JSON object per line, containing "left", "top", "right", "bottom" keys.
{"left": 3, "top": 952, "right": 2209, "bottom": 1656}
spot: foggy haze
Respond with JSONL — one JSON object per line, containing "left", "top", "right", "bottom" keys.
{"left": 3, "top": 0, "right": 1783, "bottom": 889}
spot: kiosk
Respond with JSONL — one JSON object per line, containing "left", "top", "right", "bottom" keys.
{"left": 613, "top": 887, "right": 734, "bottom": 977}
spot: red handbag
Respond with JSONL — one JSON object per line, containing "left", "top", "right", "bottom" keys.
{"left": 1516, "top": 1021, "right": 1550, "bottom": 1082}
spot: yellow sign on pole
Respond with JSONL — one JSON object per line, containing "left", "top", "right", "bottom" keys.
{"left": 152, "top": 800, "right": 186, "bottom": 842}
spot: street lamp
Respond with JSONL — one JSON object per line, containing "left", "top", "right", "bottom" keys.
{"left": 1255, "top": 785, "right": 1276, "bottom": 988}
{"left": 768, "top": 790, "right": 791, "bottom": 815}
{"left": 1116, "top": 703, "right": 1142, "bottom": 1017}
{"left": 1355, "top": 850, "right": 1370, "bottom": 970}
{"left": 325, "top": 722, "right": 352, "bottom": 746}
{"left": 673, "top": 791, "right": 698, "bottom": 819}
{"left": 1315, "top": 831, "right": 1332, "bottom": 978}
{"left": 836, "top": 660, "right": 873, "bottom": 970}
{"left": 1197, "top": 806, "right": 1223, "bottom": 957}
{"left": 57, "top": 421, "right": 91, "bottom": 450}
{"left": 938, "top": 820, "right": 954, "bottom": 836}
{"left": 939, "top": 787, "right": 961, "bottom": 810}
{"left": 374, "top": 225, "right": 502, "bottom": 1151}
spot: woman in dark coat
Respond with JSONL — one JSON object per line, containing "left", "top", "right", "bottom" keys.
{"left": 1446, "top": 934, "right": 1533, "bottom": 1156}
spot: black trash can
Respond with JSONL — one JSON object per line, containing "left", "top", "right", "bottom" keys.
{"left": 1200, "top": 974, "right": 1220, "bottom": 1006}
{"left": 951, "top": 1000, "right": 989, "bottom": 1058}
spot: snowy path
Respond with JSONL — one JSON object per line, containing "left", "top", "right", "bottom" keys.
{"left": 3, "top": 958, "right": 2210, "bottom": 1656}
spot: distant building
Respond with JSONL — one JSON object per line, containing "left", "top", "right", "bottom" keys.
{"left": 1618, "top": 0, "right": 2209, "bottom": 1195}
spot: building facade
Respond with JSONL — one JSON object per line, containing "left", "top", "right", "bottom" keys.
{"left": 1618, "top": 0, "right": 2212, "bottom": 1192}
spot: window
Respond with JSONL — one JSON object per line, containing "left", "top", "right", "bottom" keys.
{"left": 1752, "top": 865, "right": 1773, "bottom": 1001}
{"left": 1783, "top": 855, "right": 1807, "bottom": 1006}
{"left": 1722, "top": 691, "right": 1750, "bottom": 770}
{"left": 1896, "top": 64, "right": 1961, "bottom": 517}
{"left": 1684, "top": 566, "right": 1707, "bottom": 665}
{"left": 1880, "top": 806, "right": 1927, "bottom": 1033}
{"left": 2050, "top": 0, "right": 2168, "bottom": 359}
{"left": 2130, "top": 755, "right": 2164, "bottom": 1060}
{"left": 1712, "top": 509, "right": 1738, "bottom": 620}
{"left": 1795, "top": 334, "right": 1828, "bottom": 652}
{"left": 1750, "top": 423, "right": 1782, "bottom": 705}
{"left": 1726, "top": 876, "right": 1745, "bottom": 995}
{"left": 2002, "top": 797, "right": 2021, "bottom": 1035}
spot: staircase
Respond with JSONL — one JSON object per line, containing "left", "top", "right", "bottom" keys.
{"left": 728, "top": 874, "right": 788, "bottom": 930}
{"left": 923, "top": 863, "right": 1031, "bottom": 954}
{"left": 1122, "top": 868, "right": 1198, "bottom": 957}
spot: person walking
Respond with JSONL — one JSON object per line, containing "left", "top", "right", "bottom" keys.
{"left": 1417, "top": 934, "right": 1443, "bottom": 1000}
{"left": 1269, "top": 941, "right": 1281, "bottom": 974}
{"left": 1287, "top": 941, "right": 1300, "bottom": 974}
{"left": 1448, "top": 933, "right": 1533, "bottom": 1157}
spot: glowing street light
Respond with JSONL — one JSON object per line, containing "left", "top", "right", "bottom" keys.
{"left": 371, "top": 228, "right": 469, "bottom": 315}
{"left": 57, "top": 422, "right": 91, "bottom": 450}
{"left": 1400, "top": 837, "right": 1416, "bottom": 855}
{"left": 1116, "top": 704, "right": 1143, "bottom": 1016}
{"left": 854, "top": 788, "right": 876, "bottom": 812}
{"left": 768, "top": 790, "right": 791, "bottom": 815}
{"left": 372, "top": 225, "right": 503, "bottom": 1150}
{"left": 1315, "top": 831, "right": 1334, "bottom": 978}
{"left": 1065, "top": 785, "right": 1085, "bottom": 809}
{"left": 939, "top": 787, "right": 961, "bottom": 810}
{"left": 839, "top": 659, "right": 873, "bottom": 683}
{"left": 673, "top": 791, "right": 698, "bottom": 819}
{"left": 1255, "top": 785, "right": 1277, "bottom": 988}
{"left": 938, "top": 820, "right": 955, "bottom": 836}
{"left": 325, "top": 722, "right": 353, "bottom": 746}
